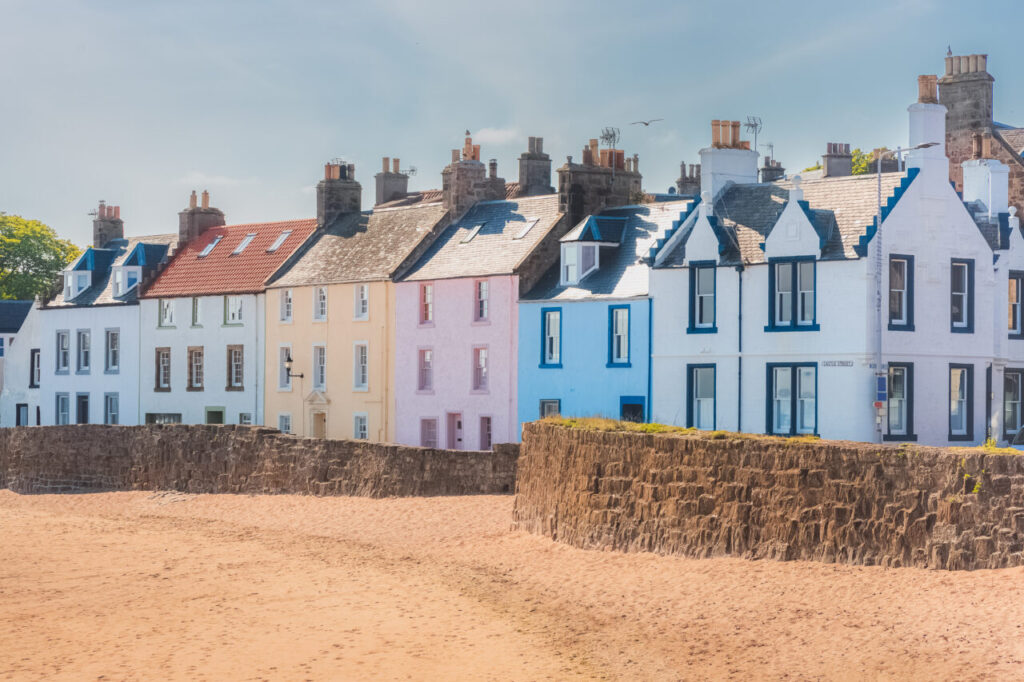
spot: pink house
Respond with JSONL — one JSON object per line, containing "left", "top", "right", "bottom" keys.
{"left": 395, "top": 193, "right": 566, "bottom": 448}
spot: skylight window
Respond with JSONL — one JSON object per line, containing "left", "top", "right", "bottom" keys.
{"left": 513, "top": 218, "right": 539, "bottom": 240}
{"left": 233, "top": 233, "right": 257, "bottom": 255}
{"left": 461, "top": 223, "right": 485, "bottom": 244}
{"left": 267, "top": 230, "right": 292, "bottom": 252}
{"left": 198, "top": 235, "right": 223, "bottom": 257}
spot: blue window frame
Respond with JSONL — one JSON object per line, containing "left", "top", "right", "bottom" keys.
{"left": 950, "top": 258, "right": 974, "bottom": 333}
{"left": 888, "top": 254, "right": 915, "bottom": 331}
{"left": 0, "top": 337, "right": 4, "bottom": 357}
{"left": 687, "top": 262, "right": 717, "bottom": 333}
{"left": 949, "top": 363, "right": 974, "bottom": 441}
{"left": 686, "top": 364, "right": 716, "bottom": 430}
{"left": 540, "top": 307, "right": 562, "bottom": 368}
{"left": 883, "top": 362, "right": 916, "bottom": 442}
{"left": 607, "top": 305, "right": 631, "bottom": 367}
{"left": 1009, "top": 271, "right": 1024, "bottom": 340}
{"left": 619, "top": 395, "right": 645, "bottom": 422}
{"left": 1003, "top": 368, "right": 1023, "bottom": 441}
{"left": 766, "top": 256, "right": 818, "bottom": 331}
{"left": 765, "top": 362, "right": 817, "bottom": 435}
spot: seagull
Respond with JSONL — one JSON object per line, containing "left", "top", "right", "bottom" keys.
{"left": 630, "top": 119, "right": 663, "bottom": 127}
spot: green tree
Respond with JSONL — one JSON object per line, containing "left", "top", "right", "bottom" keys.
{"left": 851, "top": 148, "right": 872, "bottom": 175}
{"left": 0, "top": 213, "right": 80, "bottom": 300}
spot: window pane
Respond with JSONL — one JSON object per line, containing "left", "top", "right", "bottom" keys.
{"left": 697, "top": 267, "right": 714, "bottom": 294}
{"left": 952, "top": 264, "right": 966, "bottom": 294}
{"left": 890, "top": 260, "right": 905, "bottom": 290}
{"left": 797, "top": 367, "right": 816, "bottom": 434}
{"left": 773, "top": 367, "right": 792, "bottom": 433}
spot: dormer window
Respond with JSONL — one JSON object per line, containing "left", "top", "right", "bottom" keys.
{"left": 560, "top": 244, "right": 599, "bottom": 286}
{"left": 111, "top": 266, "right": 142, "bottom": 296}
{"left": 63, "top": 271, "right": 90, "bottom": 300}
{"left": 198, "top": 235, "right": 223, "bottom": 257}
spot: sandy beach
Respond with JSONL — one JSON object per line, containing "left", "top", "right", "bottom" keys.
{"left": 1, "top": 490, "right": 1022, "bottom": 681}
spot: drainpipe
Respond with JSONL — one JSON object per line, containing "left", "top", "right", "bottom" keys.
{"left": 986, "top": 363, "right": 992, "bottom": 442}
{"left": 874, "top": 158, "right": 884, "bottom": 443}
{"left": 647, "top": 297, "right": 653, "bottom": 422}
{"left": 736, "top": 264, "right": 744, "bottom": 432}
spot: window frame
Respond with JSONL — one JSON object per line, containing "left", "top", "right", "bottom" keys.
{"left": 950, "top": 258, "right": 975, "bottom": 334}
{"left": 55, "top": 392, "right": 70, "bottom": 425}
{"left": 191, "top": 297, "right": 202, "bottom": 327}
{"left": 765, "top": 362, "right": 818, "bottom": 436}
{"left": 420, "top": 418, "right": 439, "bottom": 448}
{"left": 76, "top": 329, "right": 90, "bottom": 374}
{"left": 417, "top": 347, "right": 434, "bottom": 392}
{"left": 688, "top": 262, "right": 717, "bottom": 333}
{"left": 226, "top": 344, "right": 244, "bottom": 391}
{"left": 354, "top": 284, "right": 369, "bottom": 321}
{"left": 280, "top": 288, "right": 293, "bottom": 323}
{"left": 278, "top": 345, "right": 292, "bottom": 391}
{"left": 540, "top": 307, "right": 562, "bottom": 368}
{"left": 104, "top": 328, "right": 120, "bottom": 373}
{"left": 29, "top": 348, "right": 40, "bottom": 388}
{"left": 55, "top": 330, "right": 70, "bottom": 373}
{"left": 686, "top": 363, "right": 716, "bottom": 430}
{"left": 607, "top": 305, "right": 631, "bottom": 367}
{"left": 186, "top": 346, "right": 204, "bottom": 391}
{"left": 888, "top": 254, "right": 915, "bottom": 331}
{"left": 313, "top": 286, "right": 328, "bottom": 322}
{"left": 883, "top": 362, "right": 916, "bottom": 441}
{"left": 224, "top": 295, "right": 243, "bottom": 326}
{"left": 948, "top": 363, "right": 974, "bottom": 441}
{"left": 479, "top": 415, "right": 493, "bottom": 450}
{"left": 473, "top": 279, "right": 490, "bottom": 323}
{"left": 278, "top": 413, "right": 292, "bottom": 434}
{"left": 1010, "top": 271, "right": 1024, "bottom": 340}
{"left": 539, "top": 399, "right": 561, "bottom": 418}
{"left": 158, "top": 299, "right": 175, "bottom": 328}
{"left": 353, "top": 341, "right": 369, "bottom": 391}
{"left": 312, "top": 343, "right": 327, "bottom": 391}
{"left": 419, "top": 283, "right": 434, "bottom": 325}
{"left": 472, "top": 346, "right": 489, "bottom": 392}
{"left": 155, "top": 347, "right": 171, "bottom": 391}
{"left": 103, "top": 392, "right": 119, "bottom": 425}
{"left": 353, "top": 412, "right": 369, "bottom": 440}
{"left": 766, "top": 257, "right": 819, "bottom": 332}
{"left": 1004, "top": 368, "right": 1024, "bottom": 441}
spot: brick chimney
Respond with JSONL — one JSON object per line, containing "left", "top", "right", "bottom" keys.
{"left": 92, "top": 200, "right": 124, "bottom": 248}
{"left": 556, "top": 138, "right": 643, "bottom": 227}
{"left": 907, "top": 73, "right": 948, "bottom": 173}
{"left": 374, "top": 157, "right": 410, "bottom": 205}
{"left": 699, "top": 120, "right": 758, "bottom": 199}
{"left": 939, "top": 53, "right": 994, "bottom": 192}
{"left": 822, "top": 143, "right": 853, "bottom": 177}
{"left": 441, "top": 132, "right": 505, "bottom": 217}
{"left": 178, "top": 190, "right": 226, "bottom": 245}
{"left": 518, "top": 136, "right": 554, "bottom": 196}
{"left": 317, "top": 161, "right": 362, "bottom": 228}
{"left": 675, "top": 161, "right": 701, "bottom": 196}
{"left": 760, "top": 157, "right": 785, "bottom": 182}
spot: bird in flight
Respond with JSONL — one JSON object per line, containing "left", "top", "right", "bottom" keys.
{"left": 631, "top": 119, "right": 663, "bottom": 126}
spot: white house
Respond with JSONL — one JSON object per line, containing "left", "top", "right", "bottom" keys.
{"left": 33, "top": 203, "right": 177, "bottom": 426}
{"left": 138, "top": 192, "right": 316, "bottom": 425}
{"left": 651, "top": 75, "right": 1023, "bottom": 447}
{"left": 0, "top": 301, "right": 40, "bottom": 426}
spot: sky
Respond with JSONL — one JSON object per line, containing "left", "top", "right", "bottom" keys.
{"left": 2, "top": 0, "right": 1023, "bottom": 247}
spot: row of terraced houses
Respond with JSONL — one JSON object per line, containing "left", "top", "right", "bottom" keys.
{"left": 6, "top": 53, "right": 1024, "bottom": 449}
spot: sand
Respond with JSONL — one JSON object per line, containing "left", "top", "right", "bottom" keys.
{"left": 1, "top": 491, "right": 1023, "bottom": 681}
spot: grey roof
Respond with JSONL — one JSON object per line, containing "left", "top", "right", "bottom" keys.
{"left": 400, "top": 194, "right": 563, "bottom": 282}
{"left": 561, "top": 215, "right": 629, "bottom": 244}
{"left": 44, "top": 234, "right": 178, "bottom": 308}
{"left": 522, "top": 199, "right": 693, "bottom": 302}
{"left": 0, "top": 300, "right": 32, "bottom": 333}
{"left": 997, "top": 128, "right": 1024, "bottom": 155}
{"left": 269, "top": 202, "right": 449, "bottom": 288}
{"left": 658, "top": 173, "right": 906, "bottom": 267}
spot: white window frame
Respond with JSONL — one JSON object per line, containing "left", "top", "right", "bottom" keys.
{"left": 353, "top": 341, "right": 368, "bottom": 391}
{"left": 420, "top": 418, "right": 439, "bottom": 448}
{"left": 156, "top": 348, "right": 171, "bottom": 389}
{"left": 1005, "top": 370, "right": 1023, "bottom": 438}
{"left": 890, "top": 258, "right": 908, "bottom": 326}
{"left": 159, "top": 299, "right": 175, "bottom": 327}
{"left": 56, "top": 393, "right": 70, "bottom": 425}
{"left": 267, "top": 230, "right": 292, "bottom": 253}
{"left": 76, "top": 329, "right": 90, "bottom": 372}
{"left": 354, "top": 284, "right": 369, "bottom": 321}
{"left": 191, "top": 297, "right": 202, "bottom": 326}
{"left": 950, "top": 367, "right": 968, "bottom": 436}
{"left": 198, "top": 234, "right": 223, "bottom": 257}
{"left": 472, "top": 346, "right": 489, "bottom": 391}
{"left": 695, "top": 265, "right": 715, "bottom": 328}
{"left": 229, "top": 346, "right": 244, "bottom": 388}
{"left": 561, "top": 244, "right": 579, "bottom": 285}
{"left": 31, "top": 348, "right": 41, "bottom": 386}
{"left": 539, "top": 399, "right": 561, "bottom": 418}
{"left": 124, "top": 267, "right": 140, "bottom": 292}
{"left": 105, "top": 329, "right": 119, "bottom": 372}
{"left": 888, "top": 365, "right": 908, "bottom": 436}
{"left": 417, "top": 348, "right": 433, "bottom": 392}
{"left": 56, "top": 331, "right": 70, "bottom": 372}
{"left": 312, "top": 343, "right": 327, "bottom": 391}
{"left": 225, "top": 296, "right": 243, "bottom": 325}
{"left": 278, "top": 413, "right": 292, "bottom": 434}
{"left": 611, "top": 307, "right": 629, "bottom": 364}
{"left": 543, "top": 310, "right": 561, "bottom": 365}
{"left": 104, "top": 393, "right": 119, "bottom": 425}
{"left": 474, "top": 279, "right": 489, "bottom": 322}
{"left": 774, "top": 262, "right": 793, "bottom": 326}
{"left": 420, "top": 283, "right": 433, "bottom": 324}
{"left": 691, "top": 366, "right": 715, "bottom": 430}
{"left": 772, "top": 366, "right": 792, "bottom": 435}
{"left": 278, "top": 345, "right": 292, "bottom": 390}
{"left": 232, "top": 233, "right": 256, "bottom": 255}
{"left": 188, "top": 347, "right": 204, "bottom": 389}
{"left": 951, "top": 262, "right": 969, "bottom": 329}
{"left": 313, "top": 287, "right": 328, "bottom": 321}
{"left": 797, "top": 261, "right": 815, "bottom": 326}
{"left": 280, "top": 288, "right": 293, "bottom": 322}
{"left": 354, "top": 412, "right": 369, "bottom": 440}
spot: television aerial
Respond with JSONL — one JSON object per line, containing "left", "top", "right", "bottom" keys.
{"left": 744, "top": 117, "right": 763, "bottom": 154}
{"left": 599, "top": 127, "right": 621, "bottom": 149}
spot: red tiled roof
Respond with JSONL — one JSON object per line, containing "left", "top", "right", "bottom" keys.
{"left": 142, "top": 219, "right": 317, "bottom": 298}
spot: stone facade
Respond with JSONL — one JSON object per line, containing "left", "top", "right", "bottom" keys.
{"left": 317, "top": 163, "right": 361, "bottom": 228}
{"left": 513, "top": 423, "right": 1024, "bottom": 570}
{"left": 517, "top": 137, "right": 554, "bottom": 197}
{"left": 441, "top": 134, "right": 506, "bottom": 218}
{"left": 557, "top": 139, "right": 642, "bottom": 227}
{"left": 0, "top": 425, "right": 518, "bottom": 497}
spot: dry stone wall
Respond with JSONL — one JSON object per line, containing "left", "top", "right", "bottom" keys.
{"left": 0, "top": 425, "right": 518, "bottom": 497}
{"left": 513, "top": 423, "right": 1024, "bottom": 570}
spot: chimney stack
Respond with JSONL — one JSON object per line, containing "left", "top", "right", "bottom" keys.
{"left": 699, "top": 119, "right": 758, "bottom": 198}
{"left": 918, "top": 74, "right": 938, "bottom": 104}
{"left": 178, "top": 191, "right": 225, "bottom": 245}
{"left": 92, "top": 200, "right": 125, "bottom": 248}
{"left": 318, "top": 161, "right": 362, "bottom": 227}
{"left": 822, "top": 142, "right": 853, "bottom": 177}
{"left": 518, "top": 135, "right": 554, "bottom": 196}
{"left": 557, "top": 137, "right": 643, "bottom": 226}
{"left": 375, "top": 155, "right": 410, "bottom": 205}
{"left": 962, "top": 158, "right": 1009, "bottom": 218}
{"left": 441, "top": 132, "right": 505, "bottom": 217}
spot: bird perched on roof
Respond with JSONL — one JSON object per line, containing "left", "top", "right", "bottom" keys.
{"left": 630, "top": 119, "right": 663, "bottom": 127}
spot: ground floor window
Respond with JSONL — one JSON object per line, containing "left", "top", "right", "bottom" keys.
{"left": 767, "top": 364, "right": 816, "bottom": 435}
{"left": 885, "top": 363, "right": 915, "bottom": 441}
{"left": 145, "top": 413, "right": 182, "bottom": 425}
{"left": 620, "top": 397, "right": 645, "bottom": 423}
{"left": 278, "top": 413, "right": 292, "bottom": 433}
{"left": 480, "top": 416, "right": 492, "bottom": 450}
{"left": 16, "top": 403, "right": 28, "bottom": 426}
{"left": 75, "top": 393, "right": 89, "bottom": 424}
{"left": 104, "top": 393, "right": 119, "bottom": 425}
{"left": 421, "top": 418, "right": 438, "bottom": 448}
{"left": 205, "top": 408, "right": 225, "bottom": 425}
{"left": 239, "top": 412, "right": 252, "bottom": 425}
{"left": 1005, "top": 369, "right": 1023, "bottom": 440}
{"left": 687, "top": 364, "right": 715, "bottom": 430}
{"left": 949, "top": 364, "right": 973, "bottom": 441}
{"left": 539, "top": 399, "right": 560, "bottom": 418}
{"left": 354, "top": 413, "right": 368, "bottom": 440}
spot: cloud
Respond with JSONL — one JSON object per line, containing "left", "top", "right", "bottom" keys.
{"left": 472, "top": 127, "right": 521, "bottom": 146}
{"left": 176, "top": 171, "right": 254, "bottom": 187}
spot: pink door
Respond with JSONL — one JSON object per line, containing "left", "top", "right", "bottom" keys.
{"left": 446, "top": 412, "right": 463, "bottom": 450}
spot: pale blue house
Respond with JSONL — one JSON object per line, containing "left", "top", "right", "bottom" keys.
{"left": 517, "top": 199, "right": 693, "bottom": 432}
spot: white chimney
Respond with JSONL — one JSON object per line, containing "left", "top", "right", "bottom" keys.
{"left": 906, "top": 74, "right": 946, "bottom": 171}
{"left": 962, "top": 158, "right": 1010, "bottom": 217}
{"left": 699, "top": 120, "right": 758, "bottom": 199}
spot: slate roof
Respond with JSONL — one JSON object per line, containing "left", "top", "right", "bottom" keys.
{"left": 997, "top": 128, "right": 1024, "bottom": 155}
{"left": 561, "top": 215, "right": 629, "bottom": 244}
{"left": 400, "top": 194, "right": 563, "bottom": 282}
{"left": 522, "top": 199, "right": 693, "bottom": 302}
{"left": 45, "top": 234, "right": 178, "bottom": 308}
{"left": 658, "top": 173, "right": 906, "bottom": 267}
{"left": 0, "top": 300, "right": 33, "bottom": 333}
{"left": 375, "top": 190, "right": 444, "bottom": 209}
{"left": 269, "top": 203, "right": 450, "bottom": 288}
{"left": 142, "top": 220, "right": 316, "bottom": 298}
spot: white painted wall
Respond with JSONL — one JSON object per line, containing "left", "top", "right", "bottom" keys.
{"left": 139, "top": 294, "right": 265, "bottom": 425}
{"left": 0, "top": 305, "right": 41, "bottom": 426}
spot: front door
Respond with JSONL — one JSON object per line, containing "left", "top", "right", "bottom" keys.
{"left": 446, "top": 412, "right": 463, "bottom": 450}
{"left": 313, "top": 412, "right": 327, "bottom": 439}
{"left": 76, "top": 394, "right": 89, "bottom": 424}
{"left": 15, "top": 404, "right": 27, "bottom": 426}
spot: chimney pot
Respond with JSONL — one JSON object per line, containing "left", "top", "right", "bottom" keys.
{"left": 968, "top": 54, "right": 978, "bottom": 72}
{"left": 979, "top": 54, "right": 987, "bottom": 72}
{"left": 528, "top": 136, "right": 537, "bottom": 154}
{"left": 393, "top": 158, "right": 400, "bottom": 174}
{"left": 382, "top": 157, "right": 389, "bottom": 173}
{"left": 452, "top": 149, "right": 460, "bottom": 163}
{"left": 201, "top": 190, "right": 210, "bottom": 209}
{"left": 711, "top": 120, "right": 721, "bottom": 146}
{"left": 189, "top": 190, "right": 198, "bottom": 209}
{"left": 917, "top": 74, "right": 938, "bottom": 103}
{"left": 536, "top": 137, "right": 543, "bottom": 154}
{"left": 113, "top": 206, "right": 120, "bottom": 219}
{"left": 731, "top": 121, "right": 741, "bottom": 148}
{"left": 488, "top": 159, "right": 497, "bottom": 179}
